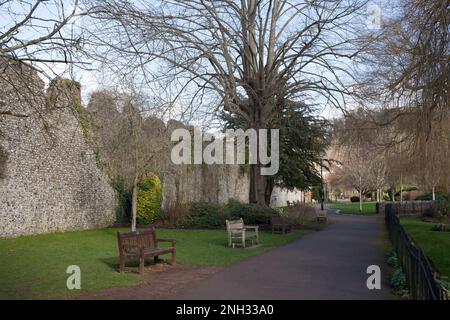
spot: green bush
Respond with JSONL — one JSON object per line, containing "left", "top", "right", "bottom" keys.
{"left": 175, "top": 200, "right": 277, "bottom": 228}
{"left": 387, "top": 247, "right": 396, "bottom": 258}
{"left": 273, "top": 206, "right": 286, "bottom": 216}
{"left": 112, "top": 176, "right": 132, "bottom": 223}
{"left": 415, "top": 192, "right": 450, "bottom": 202}
{"left": 387, "top": 255, "right": 398, "bottom": 268}
{"left": 177, "top": 202, "right": 228, "bottom": 228}
{"left": 391, "top": 268, "right": 407, "bottom": 291}
{"left": 387, "top": 247, "right": 399, "bottom": 267}
{"left": 224, "top": 200, "right": 276, "bottom": 225}
{"left": 350, "top": 196, "right": 360, "bottom": 203}
{"left": 136, "top": 173, "right": 163, "bottom": 225}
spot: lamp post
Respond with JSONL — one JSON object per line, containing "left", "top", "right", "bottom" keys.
{"left": 320, "top": 151, "right": 325, "bottom": 211}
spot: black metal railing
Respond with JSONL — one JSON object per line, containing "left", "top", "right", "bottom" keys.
{"left": 385, "top": 203, "right": 448, "bottom": 300}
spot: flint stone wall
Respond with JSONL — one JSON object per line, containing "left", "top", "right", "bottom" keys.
{"left": 0, "top": 60, "right": 116, "bottom": 238}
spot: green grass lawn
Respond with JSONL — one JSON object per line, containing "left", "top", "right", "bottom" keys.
{"left": 0, "top": 227, "right": 312, "bottom": 299}
{"left": 326, "top": 201, "right": 377, "bottom": 215}
{"left": 400, "top": 217, "right": 450, "bottom": 278}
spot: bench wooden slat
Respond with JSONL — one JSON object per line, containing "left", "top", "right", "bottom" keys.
{"left": 226, "top": 218, "right": 259, "bottom": 248}
{"left": 117, "top": 227, "right": 176, "bottom": 275}
{"left": 271, "top": 215, "right": 293, "bottom": 234}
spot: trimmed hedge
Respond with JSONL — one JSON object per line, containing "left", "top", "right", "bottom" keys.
{"left": 136, "top": 173, "right": 162, "bottom": 225}
{"left": 350, "top": 196, "right": 360, "bottom": 203}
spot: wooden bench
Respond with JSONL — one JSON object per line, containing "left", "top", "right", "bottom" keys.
{"left": 271, "top": 215, "right": 292, "bottom": 234}
{"left": 316, "top": 209, "right": 328, "bottom": 222}
{"left": 117, "top": 228, "right": 176, "bottom": 275}
{"left": 226, "top": 218, "right": 259, "bottom": 248}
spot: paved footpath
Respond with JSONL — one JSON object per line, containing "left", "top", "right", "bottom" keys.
{"left": 170, "top": 212, "right": 394, "bottom": 300}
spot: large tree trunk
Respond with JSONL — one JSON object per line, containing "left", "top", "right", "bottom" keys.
{"left": 131, "top": 175, "right": 138, "bottom": 232}
{"left": 250, "top": 163, "right": 267, "bottom": 204}
{"left": 264, "top": 179, "right": 274, "bottom": 206}
{"left": 248, "top": 106, "right": 268, "bottom": 205}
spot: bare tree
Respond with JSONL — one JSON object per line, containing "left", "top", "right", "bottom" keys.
{"left": 367, "top": 153, "right": 386, "bottom": 202}
{"left": 0, "top": 0, "right": 85, "bottom": 64}
{"left": 0, "top": 0, "right": 91, "bottom": 125}
{"left": 333, "top": 142, "right": 375, "bottom": 211}
{"left": 356, "top": 0, "right": 449, "bottom": 194}
{"left": 86, "top": 0, "right": 368, "bottom": 204}
{"left": 87, "top": 90, "right": 169, "bottom": 231}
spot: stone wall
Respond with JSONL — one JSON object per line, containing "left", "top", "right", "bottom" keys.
{"left": 158, "top": 121, "right": 250, "bottom": 209}
{"left": 162, "top": 163, "right": 250, "bottom": 210}
{"left": 0, "top": 59, "right": 301, "bottom": 238}
{"left": 0, "top": 60, "right": 116, "bottom": 238}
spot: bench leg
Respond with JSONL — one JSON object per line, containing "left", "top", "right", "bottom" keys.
{"left": 170, "top": 250, "right": 176, "bottom": 265}
{"left": 119, "top": 256, "right": 125, "bottom": 273}
{"left": 139, "top": 252, "right": 145, "bottom": 275}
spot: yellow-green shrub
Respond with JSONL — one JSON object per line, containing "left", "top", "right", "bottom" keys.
{"left": 137, "top": 173, "right": 162, "bottom": 225}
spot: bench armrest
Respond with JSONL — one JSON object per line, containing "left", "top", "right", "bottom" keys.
{"left": 245, "top": 225, "right": 259, "bottom": 231}
{"left": 157, "top": 238, "right": 177, "bottom": 246}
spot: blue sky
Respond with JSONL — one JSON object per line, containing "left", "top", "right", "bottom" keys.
{"left": 1, "top": 0, "right": 398, "bottom": 126}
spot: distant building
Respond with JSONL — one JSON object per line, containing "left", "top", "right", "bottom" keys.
{"left": 270, "top": 187, "right": 312, "bottom": 207}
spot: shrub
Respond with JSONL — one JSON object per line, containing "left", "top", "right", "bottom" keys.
{"left": 350, "top": 196, "right": 360, "bottom": 203}
{"left": 387, "top": 247, "right": 396, "bottom": 257}
{"left": 387, "top": 255, "right": 398, "bottom": 268}
{"left": 421, "top": 201, "right": 449, "bottom": 219}
{"left": 112, "top": 176, "right": 132, "bottom": 223}
{"left": 391, "top": 268, "right": 407, "bottom": 291}
{"left": 191, "top": 202, "right": 226, "bottom": 227}
{"left": 224, "top": 200, "right": 275, "bottom": 225}
{"left": 282, "top": 204, "right": 318, "bottom": 225}
{"left": 162, "top": 202, "right": 190, "bottom": 226}
{"left": 136, "top": 173, "right": 162, "bottom": 225}
{"left": 177, "top": 201, "right": 227, "bottom": 228}
{"left": 273, "top": 206, "right": 285, "bottom": 216}
{"left": 175, "top": 200, "right": 277, "bottom": 228}
{"left": 432, "top": 223, "right": 450, "bottom": 232}
{"left": 387, "top": 247, "right": 399, "bottom": 268}
{"left": 415, "top": 192, "right": 450, "bottom": 202}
